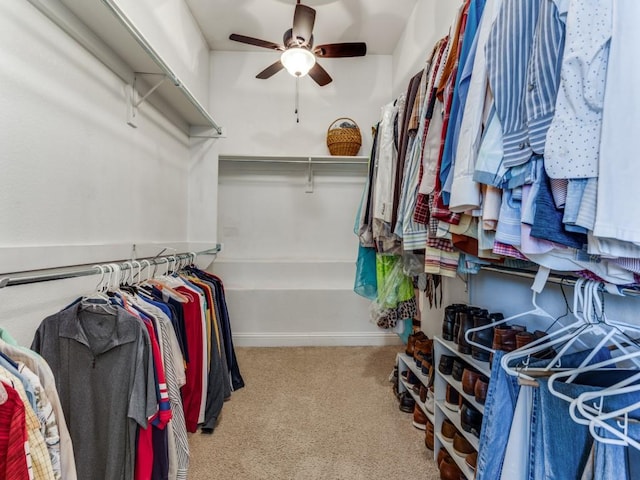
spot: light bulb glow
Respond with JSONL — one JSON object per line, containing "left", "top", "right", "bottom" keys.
{"left": 280, "top": 47, "right": 316, "bottom": 77}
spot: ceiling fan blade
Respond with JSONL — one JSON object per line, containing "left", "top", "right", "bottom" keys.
{"left": 292, "top": 4, "right": 316, "bottom": 46}
{"left": 314, "top": 42, "right": 367, "bottom": 58}
{"left": 308, "top": 62, "right": 332, "bottom": 87}
{"left": 256, "top": 60, "right": 285, "bottom": 79}
{"left": 229, "top": 33, "right": 284, "bottom": 51}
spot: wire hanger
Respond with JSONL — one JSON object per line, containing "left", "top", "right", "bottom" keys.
{"left": 465, "top": 266, "right": 556, "bottom": 355}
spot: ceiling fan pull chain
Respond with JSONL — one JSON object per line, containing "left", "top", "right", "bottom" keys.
{"left": 295, "top": 76, "right": 300, "bottom": 123}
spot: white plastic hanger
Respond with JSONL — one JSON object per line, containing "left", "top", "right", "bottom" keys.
{"left": 465, "top": 266, "right": 557, "bottom": 355}
{"left": 500, "top": 278, "right": 598, "bottom": 380}
{"left": 545, "top": 349, "right": 640, "bottom": 424}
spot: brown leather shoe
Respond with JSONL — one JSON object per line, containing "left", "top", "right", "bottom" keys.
{"left": 515, "top": 331, "right": 535, "bottom": 349}
{"left": 474, "top": 375, "right": 489, "bottom": 405}
{"left": 419, "top": 384, "right": 428, "bottom": 403}
{"left": 453, "top": 432, "right": 475, "bottom": 456}
{"left": 414, "top": 338, "right": 433, "bottom": 368}
{"left": 441, "top": 419, "right": 456, "bottom": 443}
{"left": 461, "top": 368, "right": 482, "bottom": 396}
{"left": 437, "top": 447, "right": 451, "bottom": 467}
{"left": 445, "top": 384, "right": 460, "bottom": 412}
{"left": 412, "top": 404, "right": 428, "bottom": 430}
{"left": 439, "top": 455, "right": 464, "bottom": 480}
{"left": 465, "top": 451, "right": 478, "bottom": 472}
{"left": 492, "top": 326, "right": 518, "bottom": 352}
{"left": 425, "top": 419, "right": 434, "bottom": 450}
{"left": 406, "top": 331, "right": 427, "bottom": 356}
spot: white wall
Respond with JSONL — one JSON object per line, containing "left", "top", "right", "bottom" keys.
{"left": 210, "top": 51, "right": 391, "bottom": 157}
{"left": 0, "top": 0, "right": 204, "bottom": 345}
{"left": 208, "top": 50, "right": 397, "bottom": 346}
{"left": 392, "top": 0, "right": 462, "bottom": 97}
{"left": 114, "top": 0, "right": 211, "bottom": 106}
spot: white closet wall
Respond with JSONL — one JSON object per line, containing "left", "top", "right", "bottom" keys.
{"left": 210, "top": 51, "right": 397, "bottom": 346}
{"left": 0, "top": 0, "right": 216, "bottom": 345}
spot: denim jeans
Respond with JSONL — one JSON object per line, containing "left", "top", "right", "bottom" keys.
{"left": 593, "top": 419, "right": 640, "bottom": 479}
{"left": 533, "top": 370, "right": 640, "bottom": 480}
{"left": 476, "top": 350, "right": 521, "bottom": 480}
{"left": 476, "top": 348, "right": 612, "bottom": 480}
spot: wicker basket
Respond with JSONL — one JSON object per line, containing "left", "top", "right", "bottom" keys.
{"left": 326, "top": 117, "right": 362, "bottom": 156}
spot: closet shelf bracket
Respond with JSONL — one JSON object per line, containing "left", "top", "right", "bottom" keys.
{"left": 306, "top": 157, "right": 314, "bottom": 193}
{"left": 127, "top": 73, "right": 170, "bottom": 128}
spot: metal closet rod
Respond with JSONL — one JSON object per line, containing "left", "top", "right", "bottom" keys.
{"left": 0, "top": 246, "right": 221, "bottom": 289}
{"left": 480, "top": 265, "right": 640, "bottom": 297}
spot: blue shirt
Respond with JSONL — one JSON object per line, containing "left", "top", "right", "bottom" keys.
{"left": 440, "top": 0, "right": 487, "bottom": 204}
{"left": 485, "top": 0, "right": 541, "bottom": 168}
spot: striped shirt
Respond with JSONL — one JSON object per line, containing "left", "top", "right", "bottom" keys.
{"left": 525, "top": 0, "right": 566, "bottom": 154}
{"left": 485, "top": 0, "right": 541, "bottom": 168}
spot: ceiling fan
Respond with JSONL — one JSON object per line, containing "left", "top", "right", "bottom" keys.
{"left": 228, "top": 1, "right": 367, "bottom": 86}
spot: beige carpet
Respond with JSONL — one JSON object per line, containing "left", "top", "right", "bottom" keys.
{"left": 188, "top": 346, "right": 441, "bottom": 480}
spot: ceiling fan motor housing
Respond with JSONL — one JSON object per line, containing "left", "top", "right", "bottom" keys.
{"left": 283, "top": 28, "right": 313, "bottom": 49}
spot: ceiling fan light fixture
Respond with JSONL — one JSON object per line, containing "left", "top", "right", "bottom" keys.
{"left": 280, "top": 47, "right": 316, "bottom": 77}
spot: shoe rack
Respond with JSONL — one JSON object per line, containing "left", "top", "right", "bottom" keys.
{"left": 396, "top": 353, "right": 435, "bottom": 426}
{"left": 433, "top": 336, "right": 490, "bottom": 479}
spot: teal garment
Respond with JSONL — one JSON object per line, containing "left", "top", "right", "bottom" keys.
{"left": 0, "top": 328, "right": 18, "bottom": 346}
{"left": 394, "top": 318, "right": 413, "bottom": 344}
{"left": 354, "top": 244, "right": 377, "bottom": 300}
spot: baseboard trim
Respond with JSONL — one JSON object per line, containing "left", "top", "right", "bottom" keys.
{"left": 232, "top": 331, "right": 402, "bottom": 347}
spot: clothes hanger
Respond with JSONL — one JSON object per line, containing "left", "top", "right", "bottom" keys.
{"left": 145, "top": 258, "right": 189, "bottom": 303}
{"left": 500, "top": 278, "right": 599, "bottom": 381}
{"left": 81, "top": 264, "right": 118, "bottom": 314}
{"left": 545, "top": 349, "right": 640, "bottom": 424}
{"left": 589, "top": 412, "right": 640, "bottom": 450}
{"left": 465, "top": 266, "right": 557, "bottom": 355}
{"left": 505, "top": 279, "right": 640, "bottom": 383}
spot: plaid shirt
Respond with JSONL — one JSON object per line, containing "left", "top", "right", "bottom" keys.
{"left": 414, "top": 37, "right": 449, "bottom": 226}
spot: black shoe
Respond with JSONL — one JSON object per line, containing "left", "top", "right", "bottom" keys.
{"left": 443, "top": 304, "right": 465, "bottom": 341}
{"left": 452, "top": 358, "right": 467, "bottom": 381}
{"left": 399, "top": 392, "right": 416, "bottom": 413}
{"left": 460, "top": 401, "right": 483, "bottom": 438}
{"left": 438, "top": 355, "right": 455, "bottom": 376}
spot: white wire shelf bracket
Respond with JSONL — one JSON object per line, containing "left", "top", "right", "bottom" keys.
{"left": 27, "top": 0, "right": 223, "bottom": 137}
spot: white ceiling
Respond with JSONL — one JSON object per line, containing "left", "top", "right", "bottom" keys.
{"left": 184, "top": 0, "right": 418, "bottom": 55}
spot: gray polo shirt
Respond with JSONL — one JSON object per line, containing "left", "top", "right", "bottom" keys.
{"left": 32, "top": 302, "right": 157, "bottom": 480}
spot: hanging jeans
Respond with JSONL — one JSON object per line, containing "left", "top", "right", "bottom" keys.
{"left": 528, "top": 370, "right": 640, "bottom": 480}
{"left": 476, "top": 348, "right": 612, "bottom": 480}
{"left": 593, "top": 420, "right": 640, "bottom": 480}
